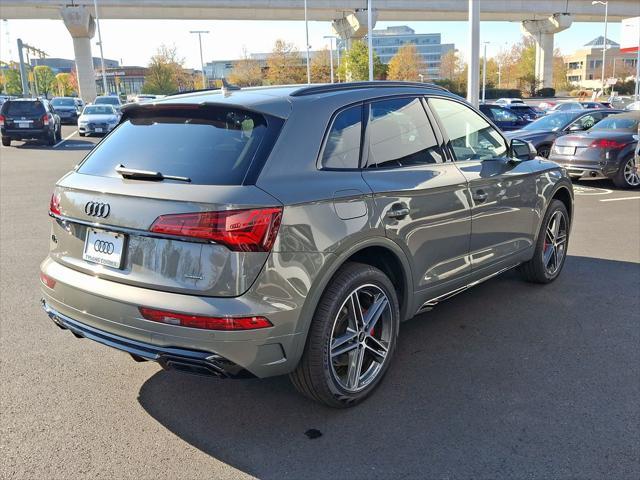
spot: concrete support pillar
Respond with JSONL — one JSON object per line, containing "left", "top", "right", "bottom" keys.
{"left": 331, "top": 9, "right": 377, "bottom": 51}
{"left": 467, "top": 0, "right": 480, "bottom": 107}
{"left": 61, "top": 6, "right": 97, "bottom": 103}
{"left": 521, "top": 13, "right": 572, "bottom": 90}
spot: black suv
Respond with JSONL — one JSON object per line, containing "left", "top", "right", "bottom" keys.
{"left": 1, "top": 98, "right": 62, "bottom": 147}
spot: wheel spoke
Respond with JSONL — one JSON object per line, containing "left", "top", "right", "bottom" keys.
{"left": 543, "top": 244, "right": 555, "bottom": 267}
{"left": 365, "top": 336, "right": 388, "bottom": 363}
{"left": 364, "top": 294, "right": 389, "bottom": 332}
{"left": 348, "top": 292, "right": 365, "bottom": 331}
{"left": 346, "top": 345, "right": 365, "bottom": 390}
{"left": 551, "top": 211, "right": 561, "bottom": 239}
{"left": 331, "top": 330, "right": 359, "bottom": 358}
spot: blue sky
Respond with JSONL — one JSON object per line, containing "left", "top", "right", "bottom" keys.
{"left": 0, "top": 18, "right": 621, "bottom": 68}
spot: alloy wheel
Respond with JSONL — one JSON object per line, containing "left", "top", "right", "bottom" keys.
{"left": 623, "top": 157, "right": 640, "bottom": 187}
{"left": 329, "top": 284, "right": 393, "bottom": 393}
{"left": 543, "top": 210, "right": 568, "bottom": 276}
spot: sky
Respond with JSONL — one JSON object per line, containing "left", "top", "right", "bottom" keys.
{"left": 0, "top": 18, "right": 622, "bottom": 69}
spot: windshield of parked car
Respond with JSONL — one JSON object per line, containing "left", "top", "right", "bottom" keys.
{"left": 51, "top": 98, "right": 76, "bottom": 107}
{"left": 94, "top": 97, "right": 120, "bottom": 106}
{"left": 591, "top": 117, "right": 639, "bottom": 131}
{"left": 83, "top": 105, "right": 116, "bottom": 115}
{"left": 523, "top": 112, "right": 574, "bottom": 131}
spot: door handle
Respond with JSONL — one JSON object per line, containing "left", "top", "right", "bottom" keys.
{"left": 473, "top": 190, "right": 488, "bottom": 203}
{"left": 387, "top": 203, "right": 410, "bottom": 219}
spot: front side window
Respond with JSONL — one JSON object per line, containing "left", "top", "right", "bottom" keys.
{"left": 430, "top": 98, "right": 507, "bottom": 161}
{"left": 321, "top": 105, "right": 362, "bottom": 169}
{"left": 367, "top": 97, "right": 442, "bottom": 168}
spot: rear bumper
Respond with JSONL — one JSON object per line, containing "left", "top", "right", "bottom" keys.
{"left": 42, "top": 299, "right": 252, "bottom": 378}
{"left": 1, "top": 127, "right": 48, "bottom": 139}
{"left": 40, "top": 256, "right": 309, "bottom": 378}
{"left": 550, "top": 157, "right": 618, "bottom": 180}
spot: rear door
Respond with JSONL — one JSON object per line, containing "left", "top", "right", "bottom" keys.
{"left": 361, "top": 96, "right": 472, "bottom": 305}
{"left": 428, "top": 97, "right": 538, "bottom": 277}
{"left": 49, "top": 104, "right": 284, "bottom": 297}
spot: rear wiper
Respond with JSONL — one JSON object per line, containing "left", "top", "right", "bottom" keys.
{"left": 115, "top": 164, "right": 191, "bottom": 183}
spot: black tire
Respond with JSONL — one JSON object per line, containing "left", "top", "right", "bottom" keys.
{"left": 79, "top": 132, "right": 86, "bottom": 137}
{"left": 56, "top": 125, "right": 62, "bottom": 142}
{"left": 1, "top": 137, "right": 10, "bottom": 147}
{"left": 290, "top": 262, "right": 400, "bottom": 408}
{"left": 46, "top": 129, "right": 56, "bottom": 146}
{"left": 519, "top": 199, "right": 570, "bottom": 284}
{"left": 537, "top": 144, "right": 551, "bottom": 158}
{"left": 612, "top": 156, "right": 640, "bottom": 189}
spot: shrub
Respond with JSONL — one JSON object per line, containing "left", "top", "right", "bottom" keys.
{"left": 535, "top": 87, "right": 556, "bottom": 97}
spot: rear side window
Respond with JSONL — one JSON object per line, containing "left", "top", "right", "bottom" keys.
{"left": 367, "top": 97, "right": 443, "bottom": 168}
{"left": 3, "top": 101, "right": 45, "bottom": 116}
{"left": 77, "top": 106, "right": 281, "bottom": 185}
{"left": 321, "top": 105, "right": 362, "bottom": 169}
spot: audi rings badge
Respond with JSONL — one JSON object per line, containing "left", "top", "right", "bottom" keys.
{"left": 94, "top": 240, "right": 115, "bottom": 255}
{"left": 85, "top": 201, "right": 110, "bottom": 218}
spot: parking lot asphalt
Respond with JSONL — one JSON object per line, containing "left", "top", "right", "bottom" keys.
{"left": 1, "top": 129, "right": 639, "bottom": 480}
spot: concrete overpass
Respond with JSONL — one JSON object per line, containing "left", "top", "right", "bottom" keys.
{"left": 1, "top": 0, "right": 639, "bottom": 103}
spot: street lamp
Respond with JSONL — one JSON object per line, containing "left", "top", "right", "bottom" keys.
{"left": 323, "top": 35, "right": 337, "bottom": 83}
{"left": 304, "top": 0, "right": 311, "bottom": 84}
{"left": 482, "top": 41, "right": 489, "bottom": 104}
{"left": 367, "top": 0, "right": 374, "bottom": 81}
{"left": 592, "top": 1, "right": 608, "bottom": 95}
{"left": 93, "top": 0, "right": 108, "bottom": 95}
{"left": 190, "top": 30, "right": 209, "bottom": 89}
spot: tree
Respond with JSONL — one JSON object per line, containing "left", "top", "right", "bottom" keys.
{"left": 437, "top": 50, "right": 467, "bottom": 95}
{"left": 1, "top": 68, "right": 22, "bottom": 95}
{"left": 141, "top": 45, "right": 185, "bottom": 95}
{"left": 34, "top": 65, "right": 55, "bottom": 97}
{"left": 229, "top": 50, "right": 263, "bottom": 86}
{"left": 387, "top": 43, "right": 424, "bottom": 81}
{"left": 266, "top": 39, "right": 305, "bottom": 85}
{"left": 310, "top": 48, "right": 332, "bottom": 83}
{"left": 337, "top": 40, "right": 386, "bottom": 81}
{"left": 55, "top": 72, "right": 74, "bottom": 96}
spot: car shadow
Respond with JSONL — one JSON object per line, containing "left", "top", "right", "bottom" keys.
{"left": 137, "top": 255, "right": 639, "bottom": 479}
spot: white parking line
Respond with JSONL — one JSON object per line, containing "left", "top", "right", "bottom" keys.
{"left": 600, "top": 196, "right": 640, "bottom": 202}
{"left": 53, "top": 130, "right": 78, "bottom": 149}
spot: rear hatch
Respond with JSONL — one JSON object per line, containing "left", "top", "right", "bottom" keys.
{"left": 2, "top": 100, "right": 46, "bottom": 130}
{"left": 49, "top": 104, "right": 284, "bottom": 297}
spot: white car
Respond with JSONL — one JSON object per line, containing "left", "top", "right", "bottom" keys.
{"left": 78, "top": 105, "right": 120, "bottom": 136}
{"left": 495, "top": 98, "right": 525, "bottom": 106}
{"left": 625, "top": 101, "right": 640, "bottom": 111}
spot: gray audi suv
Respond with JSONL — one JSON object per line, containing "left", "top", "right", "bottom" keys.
{"left": 40, "top": 82, "right": 573, "bottom": 407}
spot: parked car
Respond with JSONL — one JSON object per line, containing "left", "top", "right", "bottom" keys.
{"left": 538, "top": 101, "right": 557, "bottom": 111}
{"left": 132, "top": 94, "right": 158, "bottom": 103}
{"left": 503, "top": 103, "right": 544, "bottom": 120}
{"left": 547, "top": 101, "right": 585, "bottom": 112}
{"left": 549, "top": 111, "right": 640, "bottom": 188}
{"left": 578, "top": 101, "right": 607, "bottom": 109}
{"left": 506, "top": 109, "right": 621, "bottom": 158}
{"left": 51, "top": 97, "right": 83, "bottom": 124}
{"left": 495, "top": 97, "right": 525, "bottom": 106}
{"left": 41, "top": 82, "right": 574, "bottom": 407}
{"left": 93, "top": 95, "right": 123, "bottom": 112}
{"left": 625, "top": 101, "right": 640, "bottom": 111}
{"left": 479, "top": 104, "right": 531, "bottom": 131}
{"left": 0, "top": 98, "right": 61, "bottom": 146}
{"left": 78, "top": 104, "right": 120, "bottom": 136}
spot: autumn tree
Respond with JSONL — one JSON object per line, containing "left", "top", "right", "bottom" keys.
{"left": 387, "top": 43, "right": 424, "bottom": 81}
{"left": 55, "top": 72, "right": 74, "bottom": 96}
{"left": 229, "top": 50, "right": 263, "bottom": 86}
{"left": 337, "top": 40, "right": 386, "bottom": 81}
{"left": 34, "top": 65, "right": 55, "bottom": 96}
{"left": 141, "top": 45, "right": 186, "bottom": 95}
{"left": 437, "top": 50, "right": 467, "bottom": 95}
{"left": 266, "top": 39, "right": 305, "bottom": 85}
{"left": 1, "top": 68, "right": 22, "bottom": 95}
{"left": 310, "top": 48, "right": 333, "bottom": 83}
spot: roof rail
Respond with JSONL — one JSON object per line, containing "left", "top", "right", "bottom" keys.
{"left": 290, "top": 81, "right": 448, "bottom": 97}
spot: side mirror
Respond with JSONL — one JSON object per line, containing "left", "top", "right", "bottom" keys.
{"left": 568, "top": 124, "right": 583, "bottom": 131}
{"left": 510, "top": 138, "right": 537, "bottom": 161}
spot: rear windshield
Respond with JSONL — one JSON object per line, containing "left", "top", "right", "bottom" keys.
{"left": 592, "top": 117, "right": 639, "bottom": 131}
{"left": 3, "top": 101, "right": 45, "bottom": 116}
{"left": 94, "top": 97, "right": 120, "bottom": 105}
{"left": 51, "top": 98, "right": 76, "bottom": 107}
{"left": 77, "top": 106, "right": 281, "bottom": 185}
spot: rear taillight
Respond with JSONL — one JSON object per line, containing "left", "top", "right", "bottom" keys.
{"left": 49, "top": 193, "right": 61, "bottom": 215}
{"left": 590, "top": 139, "right": 625, "bottom": 149}
{"left": 41, "top": 114, "right": 49, "bottom": 126}
{"left": 139, "top": 307, "right": 273, "bottom": 331}
{"left": 40, "top": 272, "right": 56, "bottom": 289}
{"left": 0, "top": 114, "right": 5, "bottom": 127}
{"left": 149, "top": 207, "right": 282, "bottom": 252}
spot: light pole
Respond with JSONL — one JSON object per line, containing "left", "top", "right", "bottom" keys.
{"left": 323, "top": 35, "right": 336, "bottom": 83}
{"left": 482, "top": 41, "right": 488, "bottom": 104}
{"left": 190, "top": 30, "right": 209, "bottom": 89}
{"left": 93, "top": 0, "right": 108, "bottom": 95}
{"left": 367, "top": 0, "right": 374, "bottom": 81}
{"left": 418, "top": 73, "right": 424, "bottom": 83}
{"left": 304, "top": 0, "right": 311, "bottom": 84}
{"left": 592, "top": 1, "right": 608, "bottom": 94}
